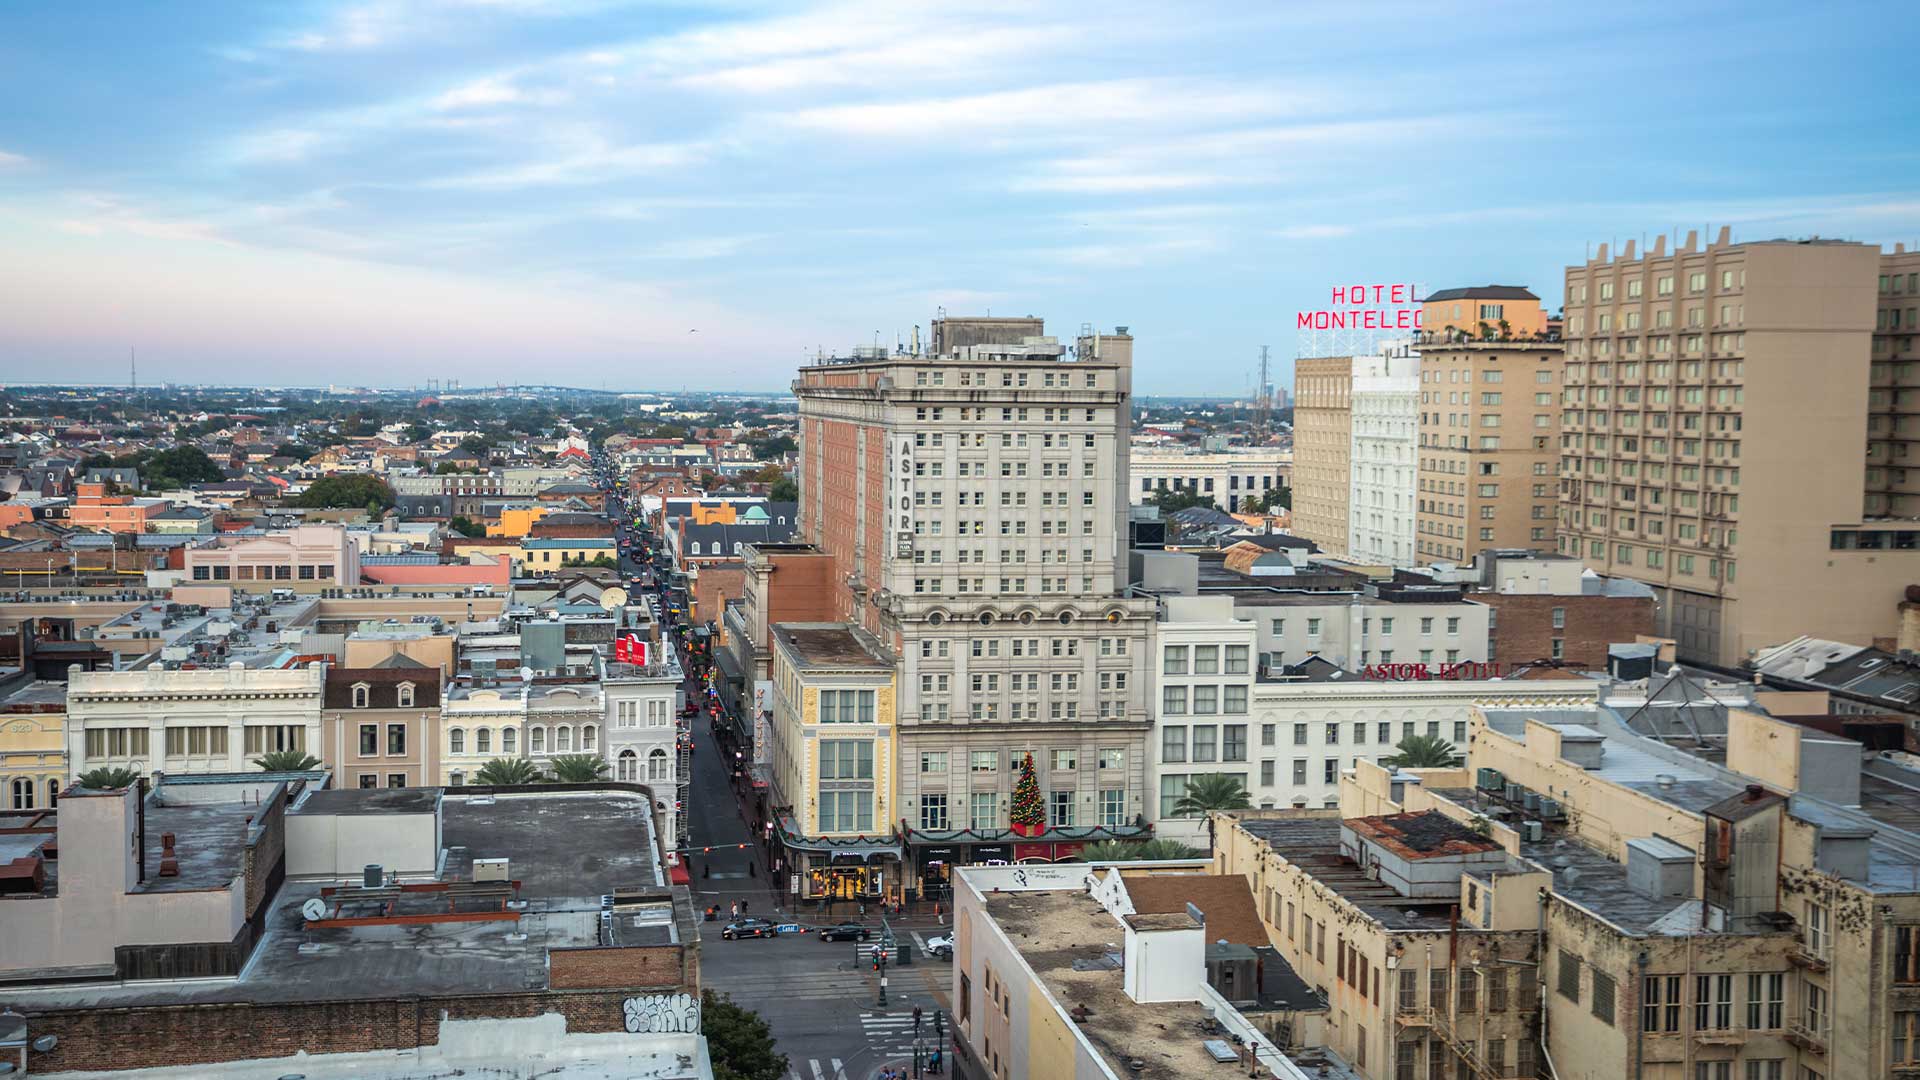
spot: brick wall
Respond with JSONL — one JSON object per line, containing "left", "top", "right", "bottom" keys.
{"left": 1483, "top": 593, "right": 1655, "bottom": 669}
{"left": 549, "top": 944, "right": 690, "bottom": 990}
{"left": 25, "top": 982, "right": 692, "bottom": 1074}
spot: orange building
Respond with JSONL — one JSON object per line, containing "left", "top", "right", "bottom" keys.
{"left": 66, "top": 482, "right": 159, "bottom": 534}
{"left": 1421, "top": 285, "right": 1550, "bottom": 341}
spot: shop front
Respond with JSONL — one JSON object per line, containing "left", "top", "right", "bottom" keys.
{"left": 771, "top": 817, "right": 904, "bottom": 908}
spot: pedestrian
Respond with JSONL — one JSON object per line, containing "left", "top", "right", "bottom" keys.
{"left": 730, "top": 901, "right": 739, "bottom": 920}
{"left": 741, "top": 899, "right": 749, "bottom": 913}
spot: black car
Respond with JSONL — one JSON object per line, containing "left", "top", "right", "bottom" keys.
{"left": 721, "top": 918, "right": 778, "bottom": 940}
{"left": 816, "top": 921, "right": 871, "bottom": 942}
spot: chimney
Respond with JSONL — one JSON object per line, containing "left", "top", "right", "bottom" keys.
{"left": 157, "top": 832, "right": 180, "bottom": 877}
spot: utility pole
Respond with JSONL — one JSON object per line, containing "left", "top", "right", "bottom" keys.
{"left": 1256, "top": 345, "right": 1271, "bottom": 440}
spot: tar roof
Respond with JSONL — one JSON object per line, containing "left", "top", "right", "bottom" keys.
{"left": 773, "top": 623, "right": 891, "bottom": 670}
{"left": 1233, "top": 816, "right": 1464, "bottom": 930}
{"left": 293, "top": 787, "right": 441, "bottom": 816}
{"left": 1124, "top": 875, "right": 1269, "bottom": 947}
{"left": 1347, "top": 812, "right": 1502, "bottom": 860}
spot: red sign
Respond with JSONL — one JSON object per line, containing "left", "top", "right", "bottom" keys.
{"left": 614, "top": 634, "right": 649, "bottom": 666}
{"left": 1297, "top": 283, "right": 1424, "bottom": 331}
{"left": 1363, "top": 661, "right": 1503, "bottom": 681}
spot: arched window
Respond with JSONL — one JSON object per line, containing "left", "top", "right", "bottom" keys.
{"left": 689, "top": 542, "right": 701, "bottom": 555}
{"left": 647, "top": 748, "right": 668, "bottom": 781}
{"left": 450, "top": 771, "right": 465, "bottom": 787}
{"left": 10, "top": 777, "right": 34, "bottom": 810}
{"left": 556, "top": 726, "right": 572, "bottom": 752}
{"left": 449, "top": 727, "right": 465, "bottom": 754}
{"left": 502, "top": 728, "right": 517, "bottom": 753}
{"left": 530, "top": 727, "right": 545, "bottom": 753}
{"left": 582, "top": 725, "right": 596, "bottom": 750}
{"left": 733, "top": 541, "right": 743, "bottom": 555}
{"left": 618, "top": 749, "right": 637, "bottom": 781}
{"left": 45, "top": 776, "right": 59, "bottom": 806}
{"left": 352, "top": 683, "right": 370, "bottom": 708}
{"left": 476, "top": 728, "right": 491, "bottom": 754}
{"left": 396, "top": 683, "right": 415, "bottom": 708}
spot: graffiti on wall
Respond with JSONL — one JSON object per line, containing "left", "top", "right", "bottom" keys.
{"left": 623, "top": 992, "right": 701, "bottom": 1034}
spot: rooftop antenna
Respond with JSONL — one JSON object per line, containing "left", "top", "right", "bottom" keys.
{"left": 1256, "top": 345, "right": 1272, "bottom": 440}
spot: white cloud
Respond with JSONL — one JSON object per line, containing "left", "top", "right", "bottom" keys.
{"left": 782, "top": 78, "right": 1293, "bottom": 140}
{"left": 0, "top": 150, "right": 27, "bottom": 169}
{"left": 432, "top": 75, "right": 565, "bottom": 110}
{"left": 425, "top": 137, "right": 712, "bottom": 189}
{"left": 231, "top": 129, "right": 327, "bottom": 163}
{"left": 1275, "top": 224, "right": 1354, "bottom": 239}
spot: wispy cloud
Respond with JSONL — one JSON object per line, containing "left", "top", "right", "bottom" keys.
{"left": 1276, "top": 224, "right": 1354, "bottom": 239}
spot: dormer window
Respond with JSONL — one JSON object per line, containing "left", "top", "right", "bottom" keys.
{"left": 396, "top": 682, "right": 415, "bottom": 708}
{"left": 352, "top": 683, "right": 370, "bottom": 709}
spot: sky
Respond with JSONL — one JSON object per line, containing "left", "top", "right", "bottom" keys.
{"left": 0, "top": 0, "right": 1915, "bottom": 395}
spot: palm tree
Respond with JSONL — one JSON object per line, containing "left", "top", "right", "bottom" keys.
{"left": 76, "top": 765, "right": 140, "bottom": 790}
{"left": 1077, "top": 839, "right": 1205, "bottom": 862}
{"left": 473, "top": 758, "right": 542, "bottom": 786}
{"left": 254, "top": 750, "right": 323, "bottom": 772}
{"left": 1171, "top": 774, "right": 1252, "bottom": 817}
{"left": 547, "top": 754, "right": 610, "bottom": 783}
{"left": 1383, "top": 734, "right": 1462, "bottom": 769}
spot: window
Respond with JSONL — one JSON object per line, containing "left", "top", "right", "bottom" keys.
{"left": 616, "top": 749, "right": 636, "bottom": 781}
{"left": 352, "top": 683, "right": 370, "bottom": 708}
{"left": 1193, "top": 646, "right": 1219, "bottom": 674}
{"left": 920, "top": 794, "right": 949, "bottom": 830}
{"left": 1098, "top": 748, "right": 1125, "bottom": 771}
{"left": 819, "top": 740, "right": 875, "bottom": 780}
{"left": 1591, "top": 969, "right": 1615, "bottom": 1025}
{"left": 819, "top": 790, "right": 873, "bottom": 832}
{"left": 530, "top": 727, "right": 546, "bottom": 754}
{"left": 1163, "top": 645, "right": 1188, "bottom": 674}
{"left": 1696, "top": 1065, "right": 1731, "bottom": 1080}
{"left": 476, "top": 728, "right": 491, "bottom": 753}
{"left": 1744, "top": 1064, "right": 1783, "bottom": 1080}
{"left": 359, "top": 724, "right": 378, "bottom": 756}
{"left": 920, "top": 751, "right": 947, "bottom": 773}
{"left": 1694, "top": 973, "right": 1731, "bottom": 1030}
{"left": 1897, "top": 927, "right": 1920, "bottom": 983}
{"left": 396, "top": 682, "right": 415, "bottom": 708}
{"left": 1162, "top": 686, "right": 1187, "bottom": 715}
{"left": 449, "top": 727, "right": 465, "bottom": 754}
{"left": 1099, "top": 788, "right": 1125, "bottom": 827}
{"left": 1557, "top": 949, "right": 1580, "bottom": 1002}
{"left": 1048, "top": 790, "right": 1074, "bottom": 827}
{"left": 1225, "top": 645, "right": 1249, "bottom": 674}
{"left": 1805, "top": 901, "right": 1829, "bottom": 957}
{"left": 820, "top": 689, "right": 876, "bottom": 723}
{"left": 970, "top": 791, "right": 997, "bottom": 830}
{"left": 1803, "top": 981, "right": 1827, "bottom": 1035}
{"left": 970, "top": 750, "right": 998, "bottom": 772}
{"left": 1896, "top": 1012, "right": 1920, "bottom": 1066}
{"left": 647, "top": 747, "right": 668, "bottom": 781}
{"left": 1192, "top": 686, "right": 1218, "bottom": 714}
{"left": 1746, "top": 972, "right": 1784, "bottom": 1030}
{"left": 501, "top": 728, "right": 516, "bottom": 753}
{"left": 1643, "top": 974, "right": 1681, "bottom": 1032}
{"left": 1158, "top": 774, "right": 1187, "bottom": 818}
{"left": 386, "top": 724, "right": 406, "bottom": 756}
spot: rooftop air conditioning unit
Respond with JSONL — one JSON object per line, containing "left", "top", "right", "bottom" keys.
{"left": 1504, "top": 783, "right": 1526, "bottom": 803}
{"left": 1523, "top": 792, "right": 1542, "bottom": 813}
{"left": 473, "top": 857, "right": 510, "bottom": 883}
{"left": 1539, "top": 798, "right": 1564, "bottom": 820}
{"left": 1521, "top": 820, "right": 1544, "bottom": 843}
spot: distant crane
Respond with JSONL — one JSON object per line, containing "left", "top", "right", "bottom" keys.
{"left": 1254, "top": 345, "right": 1273, "bottom": 441}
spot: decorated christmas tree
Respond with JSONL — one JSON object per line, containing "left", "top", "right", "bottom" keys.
{"left": 1010, "top": 751, "right": 1045, "bottom": 835}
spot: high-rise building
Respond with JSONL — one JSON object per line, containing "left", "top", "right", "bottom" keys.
{"left": 1348, "top": 342, "right": 1420, "bottom": 565}
{"left": 791, "top": 317, "right": 1155, "bottom": 899}
{"left": 1558, "top": 231, "right": 1920, "bottom": 664}
{"left": 1290, "top": 355, "right": 1353, "bottom": 553}
{"left": 1415, "top": 287, "right": 1561, "bottom": 565}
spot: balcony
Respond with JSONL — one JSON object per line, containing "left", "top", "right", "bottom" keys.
{"left": 1785, "top": 1019, "right": 1828, "bottom": 1055}
{"left": 1789, "top": 944, "right": 1829, "bottom": 973}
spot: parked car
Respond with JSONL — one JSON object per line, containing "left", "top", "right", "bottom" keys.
{"left": 721, "top": 918, "right": 778, "bottom": 940}
{"left": 817, "top": 922, "right": 872, "bottom": 942}
{"left": 925, "top": 933, "right": 954, "bottom": 960}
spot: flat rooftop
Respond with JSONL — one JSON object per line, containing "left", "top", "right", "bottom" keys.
{"left": 1235, "top": 817, "right": 1464, "bottom": 931}
{"left": 985, "top": 889, "right": 1248, "bottom": 1080}
{"left": 138, "top": 794, "right": 261, "bottom": 894}
{"left": 772, "top": 623, "right": 891, "bottom": 670}
{"left": 11, "top": 790, "right": 678, "bottom": 1009}
{"left": 292, "top": 787, "right": 440, "bottom": 816}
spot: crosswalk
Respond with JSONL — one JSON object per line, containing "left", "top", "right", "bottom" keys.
{"left": 861, "top": 1011, "right": 924, "bottom": 1057}
{"left": 784, "top": 1058, "right": 851, "bottom": 1080}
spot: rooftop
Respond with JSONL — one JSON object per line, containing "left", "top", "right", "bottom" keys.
{"left": 1422, "top": 285, "right": 1540, "bottom": 302}
{"left": 1346, "top": 811, "right": 1502, "bottom": 860}
{"left": 984, "top": 889, "right": 1260, "bottom": 1080}
{"left": 292, "top": 787, "right": 440, "bottom": 817}
{"left": 772, "top": 622, "right": 891, "bottom": 670}
{"left": 1234, "top": 817, "right": 1466, "bottom": 931}
{"left": 12, "top": 789, "right": 675, "bottom": 1009}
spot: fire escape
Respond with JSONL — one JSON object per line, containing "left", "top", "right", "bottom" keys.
{"left": 675, "top": 716, "right": 692, "bottom": 851}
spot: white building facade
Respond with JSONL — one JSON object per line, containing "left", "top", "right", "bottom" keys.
{"left": 1224, "top": 583, "right": 1493, "bottom": 674}
{"left": 1129, "top": 448, "right": 1292, "bottom": 513}
{"left": 66, "top": 662, "right": 325, "bottom": 779}
{"left": 1147, "top": 595, "right": 1260, "bottom": 846}
{"left": 1347, "top": 345, "right": 1420, "bottom": 565}
{"left": 602, "top": 654, "right": 685, "bottom": 850}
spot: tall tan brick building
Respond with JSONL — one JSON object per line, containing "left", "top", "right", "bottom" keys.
{"left": 1290, "top": 355, "right": 1353, "bottom": 554}
{"left": 1415, "top": 287, "right": 1561, "bottom": 565}
{"left": 1559, "top": 231, "right": 1920, "bottom": 664}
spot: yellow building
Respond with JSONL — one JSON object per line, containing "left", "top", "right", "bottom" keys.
{"left": 766, "top": 622, "right": 898, "bottom": 902}
{"left": 486, "top": 505, "right": 549, "bottom": 538}
{"left": 1, "top": 680, "right": 68, "bottom": 810}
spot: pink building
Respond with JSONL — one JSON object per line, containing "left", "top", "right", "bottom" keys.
{"left": 360, "top": 552, "right": 512, "bottom": 589}
{"left": 185, "top": 524, "right": 362, "bottom": 588}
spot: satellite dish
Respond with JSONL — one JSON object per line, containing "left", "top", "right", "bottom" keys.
{"left": 519, "top": 666, "right": 534, "bottom": 683}
{"left": 301, "top": 897, "right": 328, "bottom": 922}
{"left": 600, "top": 586, "right": 628, "bottom": 610}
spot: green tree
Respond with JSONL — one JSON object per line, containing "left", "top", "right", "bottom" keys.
{"left": 548, "top": 754, "right": 610, "bottom": 783}
{"left": 769, "top": 475, "right": 799, "bottom": 503}
{"left": 435, "top": 461, "right": 470, "bottom": 475}
{"left": 473, "top": 758, "right": 542, "bottom": 786}
{"left": 1011, "top": 751, "right": 1045, "bottom": 829}
{"left": 1077, "top": 839, "right": 1204, "bottom": 862}
{"left": 298, "top": 474, "right": 396, "bottom": 510}
{"left": 448, "top": 515, "right": 486, "bottom": 538}
{"left": 254, "top": 750, "right": 323, "bottom": 772}
{"left": 1383, "top": 734, "right": 1463, "bottom": 769}
{"left": 76, "top": 765, "right": 140, "bottom": 790}
{"left": 746, "top": 434, "right": 797, "bottom": 460}
{"left": 142, "top": 446, "right": 226, "bottom": 489}
{"left": 1252, "top": 486, "right": 1293, "bottom": 513}
{"left": 703, "top": 990, "right": 788, "bottom": 1080}
{"left": 1147, "top": 488, "right": 1215, "bottom": 515}
{"left": 1171, "top": 774, "right": 1252, "bottom": 817}
{"left": 274, "top": 442, "right": 315, "bottom": 461}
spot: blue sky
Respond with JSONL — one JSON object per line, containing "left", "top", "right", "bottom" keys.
{"left": 0, "top": 0, "right": 1914, "bottom": 394}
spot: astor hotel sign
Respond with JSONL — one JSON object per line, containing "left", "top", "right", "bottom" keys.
{"left": 1363, "top": 661, "right": 1504, "bottom": 681}
{"left": 1297, "top": 284, "right": 1425, "bottom": 331}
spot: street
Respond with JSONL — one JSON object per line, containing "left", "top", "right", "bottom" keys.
{"left": 613, "top": 466, "right": 954, "bottom": 1080}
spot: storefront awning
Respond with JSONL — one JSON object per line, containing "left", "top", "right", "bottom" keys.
{"left": 773, "top": 811, "right": 904, "bottom": 859}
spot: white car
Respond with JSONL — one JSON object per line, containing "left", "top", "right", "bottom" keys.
{"left": 925, "top": 934, "right": 954, "bottom": 960}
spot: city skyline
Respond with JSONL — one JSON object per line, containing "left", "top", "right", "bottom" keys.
{"left": 1, "top": 0, "right": 1915, "bottom": 393}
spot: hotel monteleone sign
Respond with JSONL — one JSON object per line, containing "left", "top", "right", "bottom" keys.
{"left": 1297, "top": 284, "right": 1424, "bottom": 331}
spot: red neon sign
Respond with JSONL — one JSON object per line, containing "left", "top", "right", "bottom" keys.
{"left": 1362, "top": 661, "right": 1502, "bottom": 681}
{"left": 1297, "top": 283, "right": 1424, "bottom": 331}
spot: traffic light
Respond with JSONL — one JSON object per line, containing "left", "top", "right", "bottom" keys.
{"left": 872, "top": 954, "right": 882, "bottom": 972}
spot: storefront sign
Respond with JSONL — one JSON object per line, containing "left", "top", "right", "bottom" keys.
{"left": 1362, "top": 661, "right": 1503, "bottom": 681}
{"left": 970, "top": 844, "right": 1011, "bottom": 863}
{"left": 1297, "top": 283, "right": 1423, "bottom": 330}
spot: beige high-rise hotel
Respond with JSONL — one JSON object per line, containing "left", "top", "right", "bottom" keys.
{"left": 1290, "top": 355, "right": 1352, "bottom": 554}
{"left": 1559, "top": 229, "right": 1920, "bottom": 664}
{"left": 1414, "top": 286, "right": 1562, "bottom": 565}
